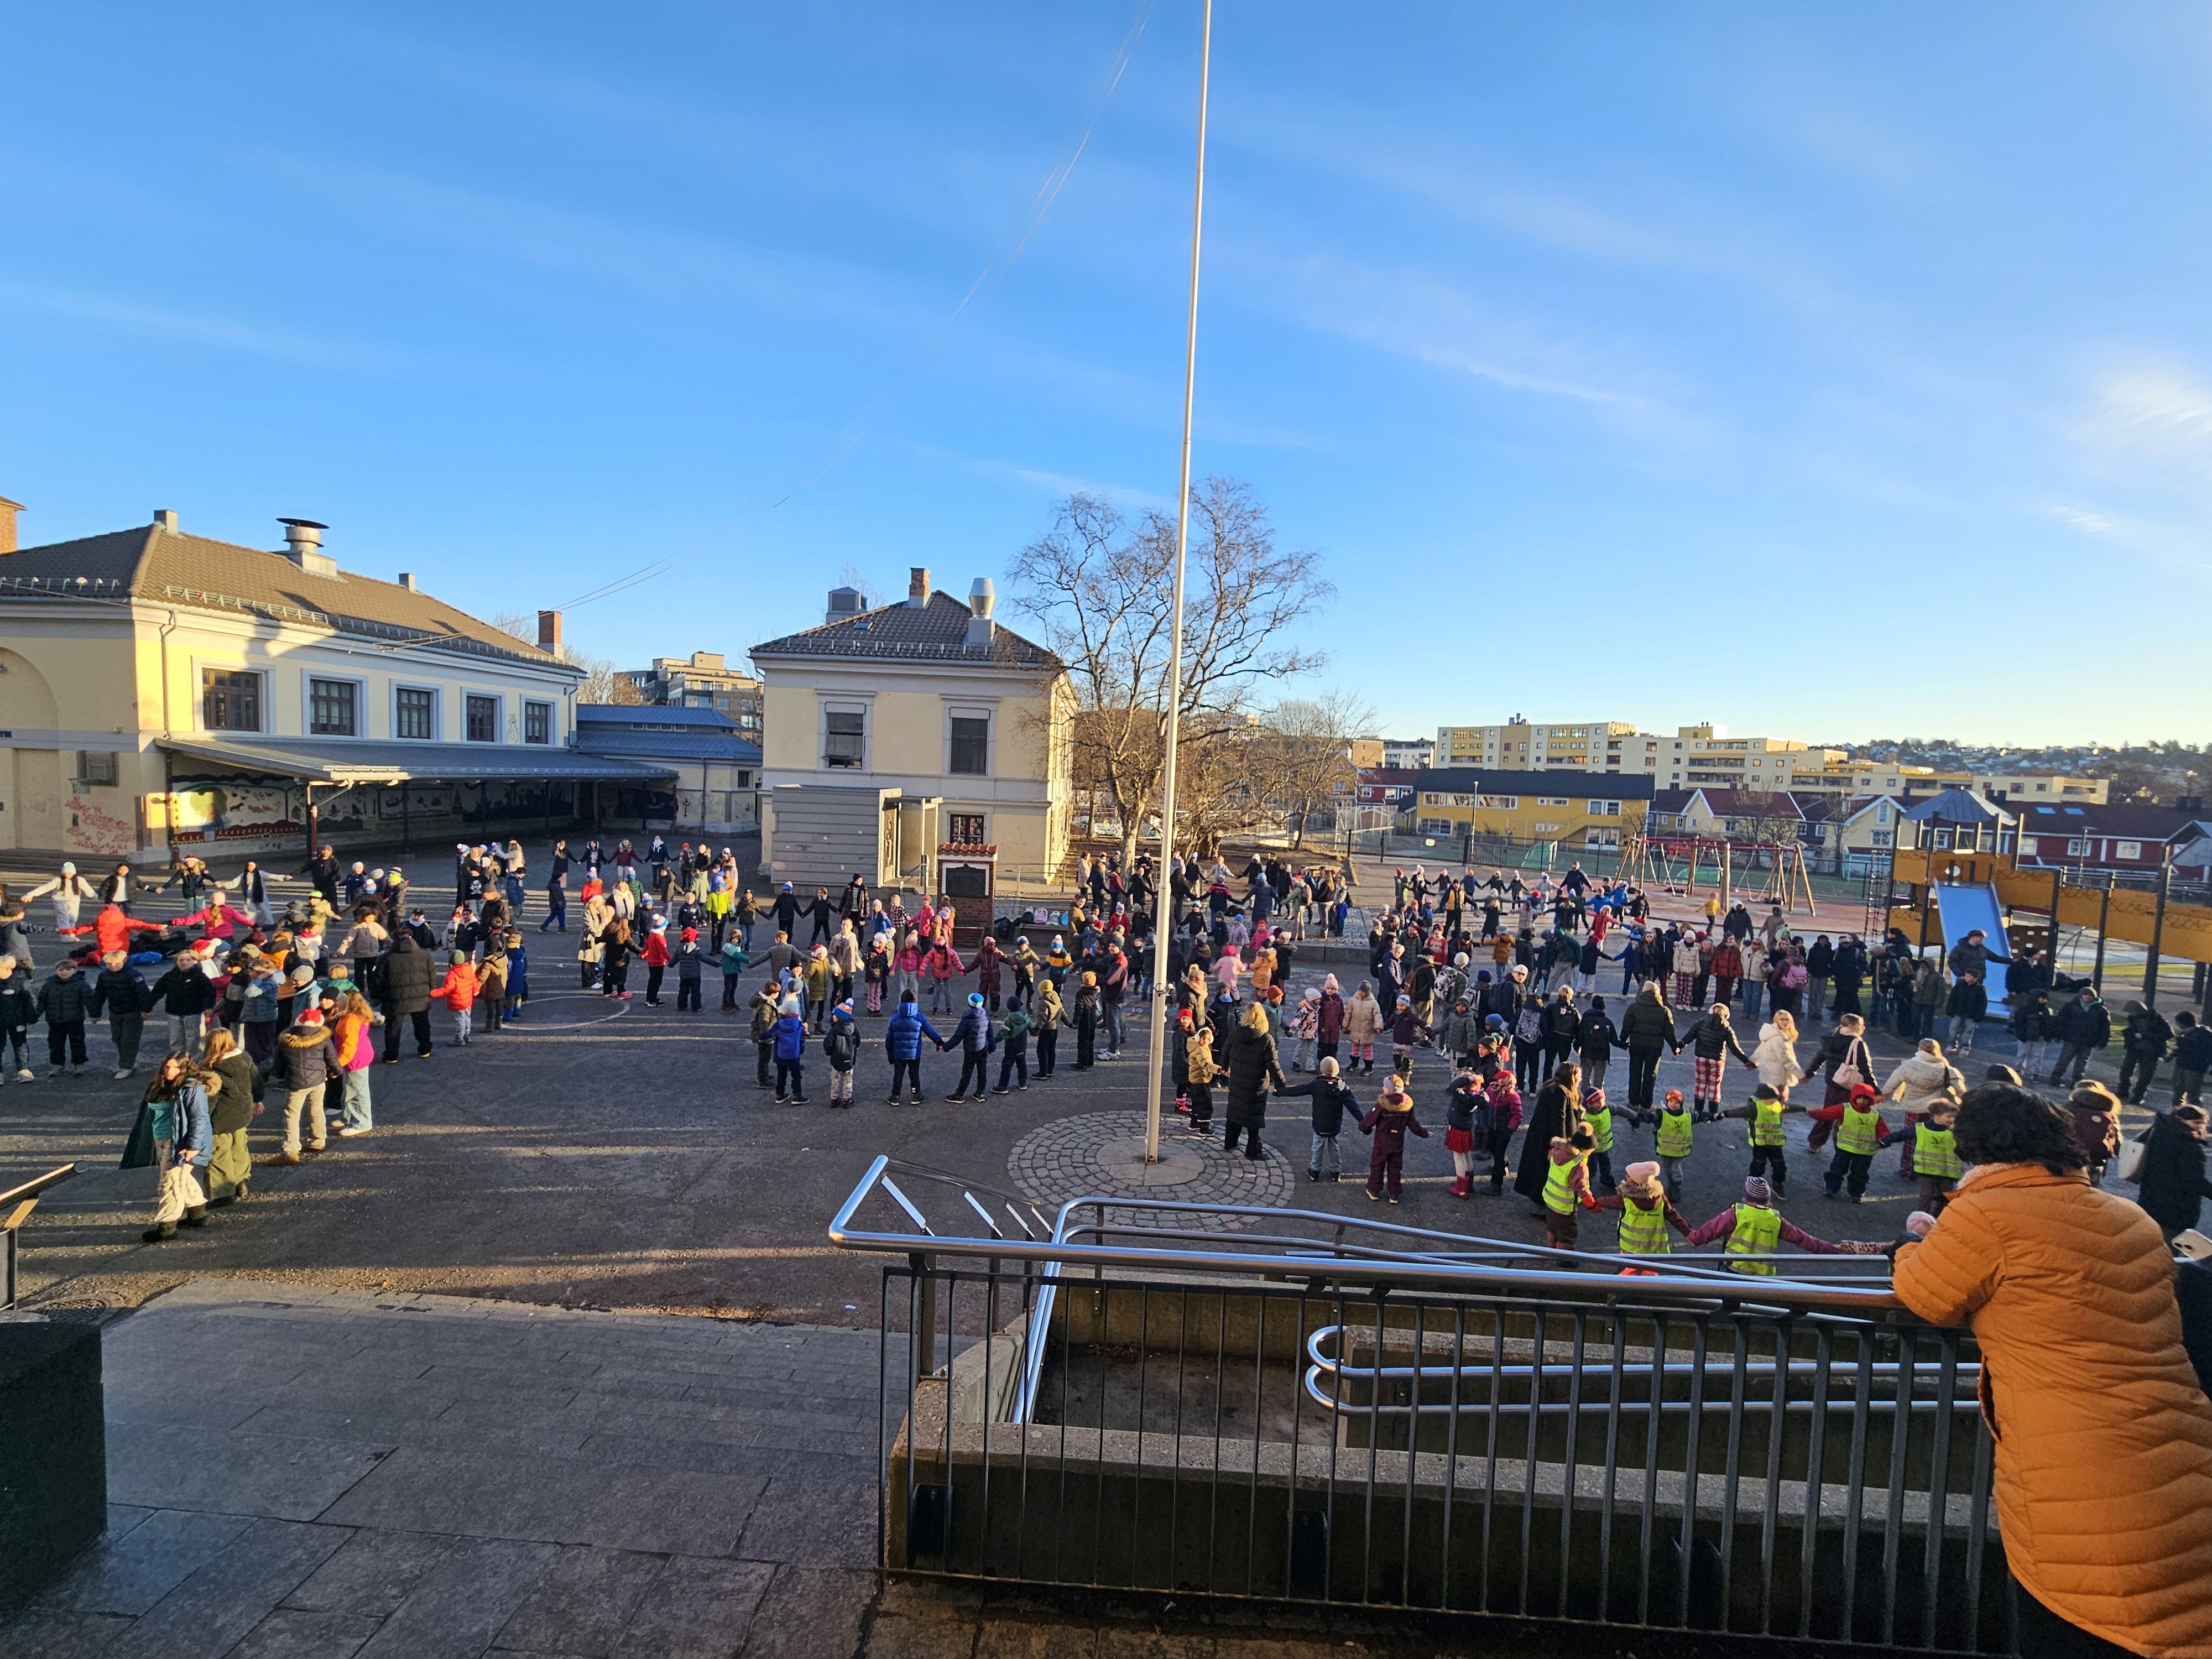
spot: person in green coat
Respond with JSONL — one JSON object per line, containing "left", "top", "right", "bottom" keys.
{"left": 199, "top": 1026, "right": 260, "bottom": 1203}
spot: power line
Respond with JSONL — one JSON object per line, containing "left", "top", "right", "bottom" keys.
{"left": 555, "top": 0, "right": 1156, "bottom": 613}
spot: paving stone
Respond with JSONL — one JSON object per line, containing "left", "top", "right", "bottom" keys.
{"left": 103, "top": 1422, "right": 388, "bottom": 1522}
{"left": 100, "top": 1517, "right": 348, "bottom": 1659}
{"left": 223, "top": 1607, "right": 386, "bottom": 1659}
{"left": 975, "top": 1623, "right": 1095, "bottom": 1659}
{"left": 39, "top": 1509, "right": 254, "bottom": 1616}
{"left": 737, "top": 1566, "right": 877, "bottom": 1659}
{"left": 320, "top": 1447, "right": 769, "bottom": 1556}
{"left": 734, "top": 1475, "right": 877, "bottom": 1569}
{"left": 862, "top": 1611, "right": 979, "bottom": 1659}
{"left": 0, "top": 1608, "right": 134, "bottom": 1659}
{"left": 353, "top": 1537, "right": 559, "bottom": 1659}
{"left": 1095, "top": 1631, "right": 1214, "bottom": 1659}
{"left": 492, "top": 1546, "right": 667, "bottom": 1656}
{"left": 281, "top": 1528, "right": 455, "bottom": 1618}
{"left": 610, "top": 1556, "right": 774, "bottom": 1659}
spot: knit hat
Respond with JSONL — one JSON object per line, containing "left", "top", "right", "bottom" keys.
{"left": 290, "top": 964, "right": 316, "bottom": 984}
{"left": 60, "top": 861, "right": 75, "bottom": 875}
{"left": 1743, "top": 1176, "right": 1772, "bottom": 1204}
{"left": 1396, "top": 993, "right": 1410, "bottom": 1006}
{"left": 1584, "top": 1087, "right": 1605, "bottom": 1109}
{"left": 1318, "top": 1056, "right": 1339, "bottom": 1077}
{"left": 450, "top": 950, "right": 468, "bottom": 965}
{"left": 1323, "top": 973, "right": 1339, "bottom": 993}
{"left": 1301, "top": 987, "right": 1319, "bottom": 1003}
{"left": 811, "top": 943, "right": 826, "bottom": 956}
{"left": 1905, "top": 1210, "right": 1938, "bottom": 1238}
{"left": 298, "top": 1008, "right": 325, "bottom": 1026}
{"left": 681, "top": 927, "right": 698, "bottom": 941}
{"left": 968, "top": 992, "right": 985, "bottom": 1008}
{"left": 1379, "top": 1085, "right": 1412, "bottom": 1112}
{"left": 1619, "top": 1161, "right": 1663, "bottom": 1203}
{"left": 1052, "top": 935, "right": 1064, "bottom": 950}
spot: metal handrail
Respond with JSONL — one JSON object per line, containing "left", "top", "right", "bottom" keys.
{"left": 1, "top": 1163, "right": 78, "bottom": 1311}
{"left": 830, "top": 1159, "right": 1905, "bottom": 1316}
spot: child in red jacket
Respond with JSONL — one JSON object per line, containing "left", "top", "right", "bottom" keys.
{"left": 432, "top": 952, "right": 480, "bottom": 1046}
{"left": 1358, "top": 1082, "right": 1432, "bottom": 1203}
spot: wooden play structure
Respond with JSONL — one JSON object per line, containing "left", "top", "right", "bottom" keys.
{"left": 1619, "top": 834, "right": 1818, "bottom": 916}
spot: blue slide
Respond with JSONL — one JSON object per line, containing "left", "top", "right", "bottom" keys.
{"left": 1933, "top": 883, "right": 2014, "bottom": 1006}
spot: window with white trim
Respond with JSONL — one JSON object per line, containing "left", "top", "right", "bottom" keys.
{"left": 1587, "top": 799, "right": 1621, "bottom": 816}
{"left": 75, "top": 750, "right": 118, "bottom": 787}
{"left": 395, "top": 687, "right": 436, "bottom": 740}
{"left": 949, "top": 715, "right": 990, "bottom": 776}
{"left": 201, "top": 669, "right": 263, "bottom": 732}
{"left": 465, "top": 694, "right": 499, "bottom": 743}
{"left": 2115, "top": 839, "right": 2142, "bottom": 860}
{"left": 1537, "top": 796, "right": 1570, "bottom": 808}
{"left": 2067, "top": 837, "right": 2092, "bottom": 857}
{"left": 523, "top": 701, "right": 552, "bottom": 745}
{"left": 1478, "top": 795, "right": 1518, "bottom": 809}
{"left": 309, "top": 677, "right": 358, "bottom": 737}
{"left": 824, "top": 706, "right": 866, "bottom": 769}
{"left": 1416, "top": 818, "right": 1454, "bottom": 836}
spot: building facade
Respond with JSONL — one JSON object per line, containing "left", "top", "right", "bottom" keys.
{"left": 624, "top": 651, "right": 763, "bottom": 737}
{"left": 1407, "top": 768, "right": 1653, "bottom": 849}
{"left": 1379, "top": 737, "right": 1435, "bottom": 770}
{"left": 576, "top": 705, "right": 761, "bottom": 836}
{"left": 752, "top": 569, "right": 1073, "bottom": 895}
{"left": 0, "top": 500, "right": 670, "bottom": 861}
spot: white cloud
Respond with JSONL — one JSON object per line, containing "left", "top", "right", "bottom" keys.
{"left": 2080, "top": 368, "right": 2212, "bottom": 474}
{"left": 0, "top": 277, "right": 398, "bottom": 368}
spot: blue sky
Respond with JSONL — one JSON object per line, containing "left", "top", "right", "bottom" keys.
{"left": 4, "top": 4, "right": 2209, "bottom": 747}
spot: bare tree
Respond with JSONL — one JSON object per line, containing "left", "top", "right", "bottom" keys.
{"left": 1007, "top": 478, "right": 1332, "bottom": 868}
{"left": 490, "top": 611, "right": 638, "bottom": 705}
{"left": 1253, "top": 692, "right": 1375, "bottom": 849}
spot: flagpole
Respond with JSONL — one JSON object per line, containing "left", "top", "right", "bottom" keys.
{"left": 1145, "top": 0, "right": 1213, "bottom": 1165}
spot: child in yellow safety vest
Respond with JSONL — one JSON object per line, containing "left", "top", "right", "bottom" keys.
{"left": 1582, "top": 1088, "right": 1618, "bottom": 1195}
{"left": 1908, "top": 1098, "right": 1963, "bottom": 1213}
{"left": 1593, "top": 1159, "right": 1693, "bottom": 1259}
{"left": 1814, "top": 1083, "right": 1895, "bottom": 1203}
{"left": 1685, "top": 1177, "right": 1879, "bottom": 1274}
{"left": 1652, "top": 1089, "right": 1695, "bottom": 1201}
{"left": 1716, "top": 1082, "right": 1814, "bottom": 1198}
{"left": 1540, "top": 1123, "right": 1600, "bottom": 1251}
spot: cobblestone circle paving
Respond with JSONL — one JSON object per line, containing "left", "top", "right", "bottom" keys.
{"left": 1006, "top": 1109, "right": 1295, "bottom": 1231}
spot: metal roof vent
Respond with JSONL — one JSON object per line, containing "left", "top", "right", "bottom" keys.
{"left": 278, "top": 518, "right": 337, "bottom": 577}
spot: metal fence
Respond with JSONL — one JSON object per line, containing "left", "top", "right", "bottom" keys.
{"left": 832, "top": 1160, "right": 2017, "bottom": 1653}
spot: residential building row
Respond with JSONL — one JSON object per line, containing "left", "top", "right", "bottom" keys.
{"left": 1431, "top": 716, "right": 2109, "bottom": 804}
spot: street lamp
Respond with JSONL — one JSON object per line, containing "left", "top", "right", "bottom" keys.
{"left": 1144, "top": 0, "right": 1215, "bottom": 1166}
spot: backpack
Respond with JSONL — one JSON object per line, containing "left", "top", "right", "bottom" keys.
{"left": 1515, "top": 1005, "right": 1544, "bottom": 1044}
{"left": 1780, "top": 964, "right": 1808, "bottom": 990}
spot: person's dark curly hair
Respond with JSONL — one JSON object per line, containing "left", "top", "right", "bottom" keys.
{"left": 1953, "top": 1082, "right": 2086, "bottom": 1175}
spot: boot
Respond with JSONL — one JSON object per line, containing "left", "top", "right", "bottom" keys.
{"left": 142, "top": 1222, "right": 177, "bottom": 1241}
{"left": 1448, "top": 1176, "right": 1472, "bottom": 1199}
{"left": 180, "top": 1207, "right": 208, "bottom": 1228}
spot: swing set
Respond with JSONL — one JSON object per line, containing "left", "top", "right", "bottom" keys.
{"left": 1618, "top": 834, "right": 1817, "bottom": 915}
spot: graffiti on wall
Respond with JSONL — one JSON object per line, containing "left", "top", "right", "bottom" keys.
{"left": 65, "top": 795, "right": 139, "bottom": 857}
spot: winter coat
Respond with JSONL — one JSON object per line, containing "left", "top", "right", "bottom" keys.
{"left": 263, "top": 1023, "right": 338, "bottom": 1091}
{"left": 1751, "top": 1024, "right": 1804, "bottom": 1093}
{"left": 2136, "top": 1112, "right": 2212, "bottom": 1237}
{"left": 1316, "top": 989, "right": 1344, "bottom": 1043}
{"left": 1681, "top": 1009, "right": 1751, "bottom": 1064}
{"left": 90, "top": 966, "right": 155, "bottom": 1020}
{"left": 2011, "top": 1000, "right": 2053, "bottom": 1044}
{"left": 1619, "top": 985, "right": 1677, "bottom": 1052}
{"left": 1358, "top": 1102, "right": 1431, "bottom": 1157}
{"left": 885, "top": 1001, "right": 944, "bottom": 1061}
{"left": 2055, "top": 994, "right": 2112, "bottom": 1050}
{"left": 2178, "top": 1022, "right": 2212, "bottom": 1074}
{"left": 1511, "top": 1082, "right": 1576, "bottom": 1202}
{"left": 36, "top": 973, "right": 93, "bottom": 1025}
{"left": 380, "top": 936, "right": 435, "bottom": 1016}
{"left": 0, "top": 980, "right": 34, "bottom": 1029}
{"left": 1342, "top": 992, "right": 1384, "bottom": 1044}
{"left": 1540, "top": 1000, "right": 1580, "bottom": 1048}
{"left": 1807, "top": 1027, "right": 1871, "bottom": 1085}
{"left": 771, "top": 1014, "right": 807, "bottom": 1062}
{"left": 1892, "top": 1163, "right": 2212, "bottom": 1656}
{"left": 1574, "top": 1009, "right": 1618, "bottom": 1060}
{"left": 1279, "top": 1074, "right": 1355, "bottom": 1136}
{"left": 1441, "top": 1007, "right": 1483, "bottom": 1056}
{"left": 1945, "top": 978, "right": 1988, "bottom": 1022}
{"left": 1223, "top": 1021, "right": 1286, "bottom": 1127}
{"left": 151, "top": 962, "right": 217, "bottom": 1016}
{"left": 206, "top": 1051, "right": 259, "bottom": 1134}
{"left": 1882, "top": 1051, "right": 1965, "bottom": 1116}
{"left": 950, "top": 1006, "right": 997, "bottom": 1055}
{"left": 2124, "top": 1004, "right": 2174, "bottom": 1060}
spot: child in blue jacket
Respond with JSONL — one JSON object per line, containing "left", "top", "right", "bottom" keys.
{"left": 772, "top": 997, "right": 808, "bottom": 1103}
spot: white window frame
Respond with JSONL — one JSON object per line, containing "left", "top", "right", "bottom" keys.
{"left": 305, "top": 673, "right": 364, "bottom": 739}
{"left": 1588, "top": 799, "right": 1621, "bottom": 816}
{"left": 393, "top": 684, "right": 440, "bottom": 742}
{"left": 1478, "top": 795, "right": 1519, "bottom": 810}
{"left": 946, "top": 708, "right": 992, "bottom": 778}
{"left": 1536, "top": 796, "right": 1570, "bottom": 808}
{"left": 2115, "top": 839, "right": 2143, "bottom": 860}
{"left": 821, "top": 695, "right": 872, "bottom": 771}
{"left": 463, "top": 691, "right": 503, "bottom": 745}
{"left": 2066, "top": 837, "right": 2092, "bottom": 857}
{"left": 1416, "top": 817, "right": 1454, "bottom": 837}
{"left": 522, "top": 699, "right": 555, "bottom": 746}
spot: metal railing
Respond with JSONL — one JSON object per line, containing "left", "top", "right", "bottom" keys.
{"left": 1, "top": 1165, "right": 78, "bottom": 1310}
{"left": 830, "top": 1157, "right": 2016, "bottom": 1651}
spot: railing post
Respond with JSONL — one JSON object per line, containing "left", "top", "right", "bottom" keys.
{"left": 911, "top": 1251, "right": 935, "bottom": 1389}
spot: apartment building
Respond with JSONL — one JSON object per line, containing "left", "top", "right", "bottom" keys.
{"left": 1976, "top": 774, "right": 2109, "bottom": 805}
{"left": 1408, "top": 768, "right": 1653, "bottom": 849}
{"left": 624, "top": 650, "right": 763, "bottom": 737}
{"left": 1436, "top": 719, "right": 1652, "bottom": 772}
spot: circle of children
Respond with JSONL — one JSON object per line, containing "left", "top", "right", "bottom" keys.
{"left": 13, "top": 840, "right": 2199, "bottom": 1276}
{"left": 1227, "top": 859, "right": 2205, "bottom": 1276}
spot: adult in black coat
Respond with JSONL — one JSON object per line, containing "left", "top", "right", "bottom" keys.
{"left": 378, "top": 934, "right": 436, "bottom": 1062}
{"left": 2136, "top": 1106, "right": 2212, "bottom": 1239}
{"left": 1512, "top": 1062, "right": 1581, "bottom": 1207}
{"left": 1222, "top": 1003, "right": 1287, "bottom": 1160}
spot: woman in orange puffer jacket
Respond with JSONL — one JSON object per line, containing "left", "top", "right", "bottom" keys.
{"left": 1893, "top": 1081, "right": 2212, "bottom": 1658}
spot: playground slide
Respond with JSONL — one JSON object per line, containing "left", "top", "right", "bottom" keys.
{"left": 1933, "top": 883, "right": 2014, "bottom": 1008}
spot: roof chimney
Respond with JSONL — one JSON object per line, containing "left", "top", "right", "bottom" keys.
{"left": 537, "top": 609, "right": 562, "bottom": 651}
{"left": 906, "top": 567, "right": 931, "bottom": 609}
{"left": 277, "top": 518, "right": 337, "bottom": 577}
{"left": 397, "top": 572, "right": 416, "bottom": 591}
{"left": 0, "top": 494, "right": 20, "bottom": 554}
{"left": 150, "top": 509, "right": 177, "bottom": 536}
{"left": 965, "top": 577, "right": 995, "bottom": 650}
{"left": 825, "top": 586, "right": 862, "bottom": 626}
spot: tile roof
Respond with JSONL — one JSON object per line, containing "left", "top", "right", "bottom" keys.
{"left": 752, "top": 591, "right": 1060, "bottom": 670}
{"left": 159, "top": 735, "right": 671, "bottom": 785}
{"left": 0, "top": 523, "right": 566, "bottom": 669}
